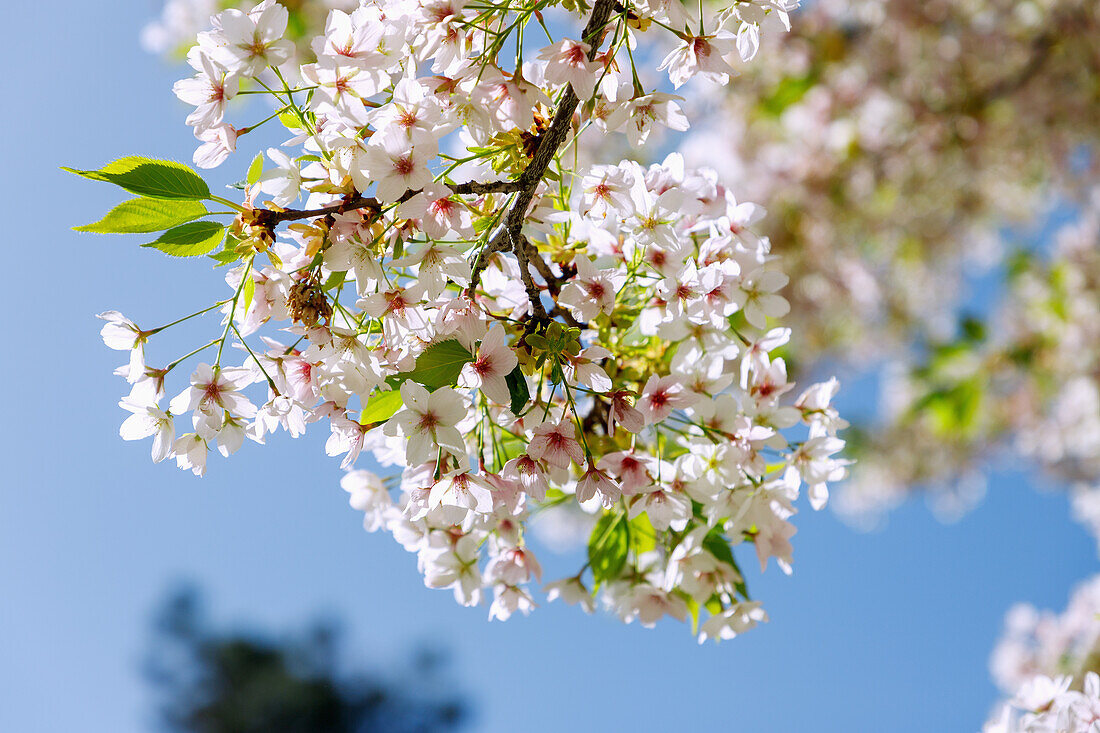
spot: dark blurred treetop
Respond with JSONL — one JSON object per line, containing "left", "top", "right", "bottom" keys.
{"left": 145, "top": 587, "right": 470, "bottom": 733}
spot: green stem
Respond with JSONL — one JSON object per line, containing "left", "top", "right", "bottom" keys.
{"left": 207, "top": 194, "right": 243, "bottom": 212}
{"left": 166, "top": 339, "right": 220, "bottom": 374}
{"left": 215, "top": 258, "right": 254, "bottom": 367}
{"left": 231, "top": 321, "right": 280, "bottom": 396}
{"left": 148, "top": 300, "right": 229, "bottom": 335}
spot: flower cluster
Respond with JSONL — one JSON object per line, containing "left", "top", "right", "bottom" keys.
{"left": 984, "top": 673, "right": 1100, "bottom": 733}
{"left": 836, "top": 189, "right": 1100, "bottom": 533}
{"left": 78, "top": 0, "right": 849, "bottom": 637}
{"left": 990, "top": 575, "right": 1100, "bottom": 700}
{"left": 984, "top": 574, "right": 1100, "bottom": 732}
{"left": 667, "top": 0, "right": 1100, "bottom": 530}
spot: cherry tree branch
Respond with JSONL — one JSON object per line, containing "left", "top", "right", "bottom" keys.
{"left": 260, "top": 179, "right": 523, "bottom": 225}
{"left": 468, "top": 0, "right": 618, "bottom": 308}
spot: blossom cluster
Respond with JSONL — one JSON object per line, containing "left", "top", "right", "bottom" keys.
{"left": 990, "top": 575, "right": 1100, "bottom": 700}
{"left": 666, "top": 0, "right": 1100, "bottom": 530}
{"left": 81, "top": 0, "right": 848, "bottom": 637}
{"left": 984, "top": 673, "right": 1100, "bottom": 733}
{"left": 984, "top": 574, "right": 1100, "bottom": 732}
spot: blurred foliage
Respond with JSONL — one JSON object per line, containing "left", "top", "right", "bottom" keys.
{"left": 145, "top": 586, "right": 470, "bottom": 733}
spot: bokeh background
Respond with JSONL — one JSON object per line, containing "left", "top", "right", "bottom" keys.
{"left": 1, "top": 1, "right": 1097, "bottom": 731}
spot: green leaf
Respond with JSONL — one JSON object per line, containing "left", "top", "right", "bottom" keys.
{"left": 703, "top": 530, "right": 750, "bottom": 600}
{"left": 209, "top": 246, "right": 242, "bottom": 267}
{"left": 75, "top": 197, "right": 208, "bottom": 234}
{"left": 241, "top": 273, "right": 256, "bottom": 315}
{"left": 323, "top": 270, "right": 346, "bottom": 290}
{"left": 685, "top": 595, "right": 701, "bottom": 635}
{"left": 628, "top": 512, "right": 656, "bottom": 555}
{"left": 504, "top": 365, "right": 530, "bottom": 414}
{"left": 247, "top": 152, "right": 265, "bottom": 185}
{"left": 702, "top": 530, "right": 736, "bottom": 567}
{"left": 65, "top": 156, "right": 210, "bottom": 200}
{"left": 397, "top": 339, "right": 474, "bottom": 391}
{"left": 588, "top": 512, "right": 629, "bottom": 585}
{"left": 359, "top": 389, "right": 404, "bottom": 426}
{"left": 759, "top": 74, "right": 817, "bottom": 117}
{"left": 143, "top": 222, "right": 225, "bottom": 257}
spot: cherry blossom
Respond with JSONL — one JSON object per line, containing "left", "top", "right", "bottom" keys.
{"left": 384, "top": 382, "right": 467, "bottom": 465}
{"left": 457, "top": 323, "right": 518, "bottom": 405}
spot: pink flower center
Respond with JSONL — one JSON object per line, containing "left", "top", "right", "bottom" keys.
{"left": 386, "top": 292, "right": 409, "bottom": 315}
{"left": 202, "top": 382, "right": 223, "bottom": 404}
{"left": 417, "top": 410, "right": 440, "bottom": 431}
{"left": 429, "top": 198, "right": 454, "bottom": 216}
{"left": 393, "top": 156, "right": 415, "bottom": 176}
{"left": 755, "top": 381, "right": 778, "bottom": 398}
{"left": 473, "top": 355, "right": 494, "bottom": 375}
{"left": 546, "top": 431, "right": 570, "bottom": 450}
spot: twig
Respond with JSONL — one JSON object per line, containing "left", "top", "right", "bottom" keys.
{"left": 512, "top": 230, "right": 548, "bottom": 320}
{"left": 526, "top": 238, "right": 564, "bottom": 295}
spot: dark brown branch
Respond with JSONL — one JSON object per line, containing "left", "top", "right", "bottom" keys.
{"left": 548, "top": 305, "right": 586, "bottom": 329}
{"left": 973, "top": 31, "right": 1056, "bottom": 106}
{"left": 512, "top": 231, "right": 548, "bottom": 320}
{"left": 261, "top": 179, "right": 522, "bottom": 225}
{"left": 468, "top": 0, "right": 617, "bottom": 305}
{"left": 950, "top": 8, "right": 1087, "bottom": 114}
{"left": 526, "top": 239, "right": 564, "bottom": 296}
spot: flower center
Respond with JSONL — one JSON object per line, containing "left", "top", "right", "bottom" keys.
{"left": 393, "top": 156, "right": 415, "bottom": 176}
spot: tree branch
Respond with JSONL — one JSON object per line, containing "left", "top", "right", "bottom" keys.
{"left": 468, "top": 0, "right": 618, "bottom": 305}
{"left": 261, "top": 179, "right": 523, "bottom": 225}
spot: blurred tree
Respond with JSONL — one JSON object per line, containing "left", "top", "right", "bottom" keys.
{"left": 145, "top": 587, "right": 470, "bottom": 733}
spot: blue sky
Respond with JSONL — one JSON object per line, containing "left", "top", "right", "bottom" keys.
{"left": 1, "top": 2, "right": 1096, "bottom": 731}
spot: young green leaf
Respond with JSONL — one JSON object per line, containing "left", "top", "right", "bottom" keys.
{"left": 246, "top": 152, "right": 265, "bottom": 185}
{"left": 359, "top": 389, "right": 404, "bottom": 426}
{"left": 208, "top": 248, "right": 242, "bottom": 267}
{"left": 396, "top": 339, "right": 474, "bottom": 391}
{"left": 685, "top": 595, "right": 701, "bottom": 635}
{"left": 74, "top": 198, "right": 208, "bottom": 234}
{"left": 588, "top": 512, "right": 629, "bottom": 584}
{"left": 702, "top": 530, "right": 750, "bottom": 600}
{"left": 143, "top": 222, "right": 226, "bottom": 257}
{"left": 241, "top": 272, "right": 256, "bottom": 315}
{"left": 64, "top": 156, "right": 210, "bottom": 200}
{"left": 628, "top": 512, "right": 657, "bottom": 555}
{"left": 323, "top": 270, "right": 346, "bottom": 291}
{"left": 504, "top": 364, "right": 530, "bottom": 414}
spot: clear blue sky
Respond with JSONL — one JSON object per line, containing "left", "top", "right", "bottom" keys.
{"left": 2, "top": 2, "right": 1096, "bottom": 731}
